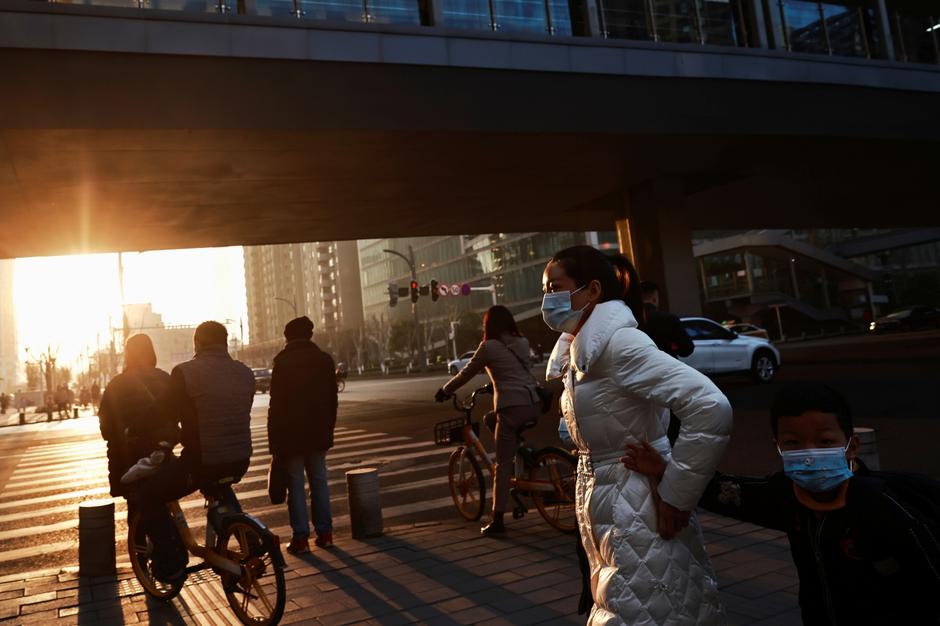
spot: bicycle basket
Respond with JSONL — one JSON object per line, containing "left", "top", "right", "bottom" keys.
{"left": 434, "top": 418, "right": 478, "bottom": 446}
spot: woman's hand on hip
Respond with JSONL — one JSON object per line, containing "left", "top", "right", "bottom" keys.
{"left": 621, "top": 441, "right": 666, "bottom": 479}
{"left": 657, "top": 500, "right": 691, "bottom": 540}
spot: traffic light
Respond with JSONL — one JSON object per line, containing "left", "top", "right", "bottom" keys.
{"left": 387, "top": 283, "right": 398, "bottom": 307}
{"left": 410, "top": 280, "right": 419, "bottom": 303}
{"left": 431, "top": 279, "right": 439, "bottom": 302}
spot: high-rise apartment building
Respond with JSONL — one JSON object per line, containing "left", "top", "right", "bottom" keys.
{"left": 0, "top": 260, "right": 17, "bottom": 390}
{"left": 243, "top": 241, "right": 363, "bottom": 348}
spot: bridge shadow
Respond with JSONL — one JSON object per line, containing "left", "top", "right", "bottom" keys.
{"left": 297, "top": 530, "right": 574, "bottom": 624}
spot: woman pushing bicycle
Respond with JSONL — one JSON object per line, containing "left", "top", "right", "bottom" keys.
{"left": 435, "top": 305, "right": 542, "bottom": 536}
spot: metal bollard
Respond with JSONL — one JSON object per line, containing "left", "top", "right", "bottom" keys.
{"left": 73, "top": 407, "right": 79, "bottom": 419}
{"left": 854, "top": 427, "right": 880, "bottom": 471}
{"left": 346, "top": 468, "right": 383, "bottom": 539}
{"left": 18, "top": 411, "right": 24, "bottom": 425}
{"left": 79, "top": 500, "right": 116, "bottom": 576}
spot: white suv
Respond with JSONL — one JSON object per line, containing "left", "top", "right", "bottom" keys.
{"left": 679, "top": 317, "right": 781, "bottom": 384}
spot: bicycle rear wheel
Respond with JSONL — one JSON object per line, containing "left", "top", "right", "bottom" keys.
{"left": 217, "top": 518, "right": 286, "bottom": 626}
{"left": 448, "top": 446, "right": 485, "bottom": 521}
{"left": 529, "top": 448, "right": 578, "bottom": 533}
{"left": 126, "top": 508, "right": 185, "bottom": 600}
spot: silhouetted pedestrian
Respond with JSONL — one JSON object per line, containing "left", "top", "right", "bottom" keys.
{"left": 267, "top": 316, "right": 338, "bottom": 555}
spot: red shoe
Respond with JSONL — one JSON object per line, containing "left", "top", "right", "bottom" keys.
{"left": 314, "top": 532, "right": 334, "bottom": 549}
{"left": 286, "top": 537, "right": 310, "bottom": 555}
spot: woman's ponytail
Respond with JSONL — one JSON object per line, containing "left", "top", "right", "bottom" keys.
{"left": 607, "top": 254, "right": 644, "bottom": 322}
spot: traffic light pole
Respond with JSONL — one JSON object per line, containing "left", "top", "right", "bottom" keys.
{"left": 383, "top": 246, "right": 426, "bottom": 371}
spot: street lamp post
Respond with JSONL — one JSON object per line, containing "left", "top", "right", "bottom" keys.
{"left": 383, "top": 246, "right": 426, "bottom": 371}
{"left": 273, "top": 296, "right": 298, "bottom": 316}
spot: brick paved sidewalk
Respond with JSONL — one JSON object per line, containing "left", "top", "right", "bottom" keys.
{"left": 0, "top": 512, "right": 800, "bottom": 625}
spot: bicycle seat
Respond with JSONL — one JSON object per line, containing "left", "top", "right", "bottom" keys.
{"left": 200, "top": 477, "right": 237, "bottom": 500}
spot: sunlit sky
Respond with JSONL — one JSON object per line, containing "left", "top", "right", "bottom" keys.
{"left": 13, "top": 247, "right": 247, "bottom": 372}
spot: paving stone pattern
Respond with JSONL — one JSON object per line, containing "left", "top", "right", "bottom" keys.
{"left": 0, "top": 512, "right": 800, "bottom": 625}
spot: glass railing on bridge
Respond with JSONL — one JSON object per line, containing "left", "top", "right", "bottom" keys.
{"left": 33, "top": 0, "right": 940, "bottom": 66}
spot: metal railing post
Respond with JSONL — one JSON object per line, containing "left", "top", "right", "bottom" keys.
{"left": 873, "top": 0, "right": 895, "bottom": 60}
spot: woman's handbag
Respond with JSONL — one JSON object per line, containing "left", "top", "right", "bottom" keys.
{"left": 502, "top": 341, "right": 555, "bottom": 414}
{"left": 267, "top": 455, "right": 288, "bottom": 505}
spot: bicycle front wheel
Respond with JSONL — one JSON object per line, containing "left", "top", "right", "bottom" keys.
{"left": 217, "top": 518, "right": 286, "bottom": 626}
{"left": 529, "top": 448, "right": 578, "bottom": 533}
{"left": 126, "top": 507, "right": 184, "bottom": 601}
{"left": 448, "top": 446, "right": 485, "bottom": 521}
{"left": 337, "top": 379, "right": 346, "bottom": 393}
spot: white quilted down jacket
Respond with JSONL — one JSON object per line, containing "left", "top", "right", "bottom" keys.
{"left": 547, "top": 300, "right": 732, "bottom": 625}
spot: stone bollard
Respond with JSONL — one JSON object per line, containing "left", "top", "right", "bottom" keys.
{"left": 346, "top": 468, "right": 383, "bottom": 539}
{"left": 73, "top": 407, "right": 79, "bottom": 419}
{"left": 18, "top": 411, "right": 24, "bottom": 425}
{"left": 854, "top": 427, "right": 880, "bottom": 471}
{"left": 79, "top": 500, "right": 116, "bottom": 576}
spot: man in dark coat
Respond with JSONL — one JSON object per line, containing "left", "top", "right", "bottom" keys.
{"left": 98, "top": 334, "right": 171, "bottom": 498}
{"left": 639, "top": 280, "right": 694, "bottom": 446}
{"left": 268, "top": 316, "right": 338, "bottom": 555}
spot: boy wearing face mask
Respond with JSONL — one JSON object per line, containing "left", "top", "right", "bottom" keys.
{"left": 623, "top": 382, "right": 940, "bottom": 626}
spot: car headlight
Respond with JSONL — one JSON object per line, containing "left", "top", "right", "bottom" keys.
{"left": 869, "top": 322, "right": 876, "bottom": 330}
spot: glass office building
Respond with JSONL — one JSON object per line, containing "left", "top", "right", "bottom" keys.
{"left": 36, "top": 0, "right": 939, "bottom": 65}
{"left": 358, "top": 232, "right": 617, "bottom": 347}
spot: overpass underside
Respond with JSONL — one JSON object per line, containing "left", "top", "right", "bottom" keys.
{"left": 2, "top": 7, "right": 940, "bottom": 312}
{"left": 2, "top": 46, "right": 939, "bottom": 259}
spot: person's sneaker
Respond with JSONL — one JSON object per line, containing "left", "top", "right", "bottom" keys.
{"left": 314, "top": 532, "right": 334, "bottom": 549}
{"left": 480, "top": 519, "right": 506, "bottom": 537}
{"left": 286, "top": 537, "right": 310, "bottom": 555}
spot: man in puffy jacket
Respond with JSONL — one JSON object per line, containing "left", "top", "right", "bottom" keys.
{"left": 267, "top": 316, "right": 338, "bottom": 555}
{"left": 132, "top": 321, "right": 255, "bottom": 582}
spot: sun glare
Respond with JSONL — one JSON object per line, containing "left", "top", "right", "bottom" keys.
{"left": 14, "top": 248, "right": 247, "bottom": 377}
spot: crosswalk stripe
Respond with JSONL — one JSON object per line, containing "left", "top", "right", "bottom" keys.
{"left": 9, "top": 431, "right": 397, "bottom": 479}
{"left": 0, "top": 420, "right": 480, "bottom": 571}
{"left": 0, "top": 437, "right": 442, "bottom": 510}
{"left": 0, "top": 472, "right": 458, "bottom": 542}
{"left": 0, "top": 460, "right": 455, "bottom": 525}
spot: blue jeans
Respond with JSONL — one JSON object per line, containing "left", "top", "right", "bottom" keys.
{"left": 286, "top": 451, "right": 332, "bottom": 539}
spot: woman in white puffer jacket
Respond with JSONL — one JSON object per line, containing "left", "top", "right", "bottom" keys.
{"left": 542, "top": 246, "right": 733, "bottom": 625}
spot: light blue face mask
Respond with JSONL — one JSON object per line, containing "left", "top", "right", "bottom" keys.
{"left": 541, "top": 286, "right": 587, "bottom": 334}
{"left": 779, "top": 442, "right": 853, "bottom": 493}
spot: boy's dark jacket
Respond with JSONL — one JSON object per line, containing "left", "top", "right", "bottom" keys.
{"left": 700, "top": 464, "right": 940, "bottom": 625}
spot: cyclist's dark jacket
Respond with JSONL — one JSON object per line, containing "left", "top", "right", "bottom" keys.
{"left": 640, "top": 303, "right": 693, "bottom": 358}
{"left": 268, "top": 338, "right": 337, "bottom": 455}
{"left": 700, "top": 467, "right": 940, "bottom": 625}
{"left": 140, "top": 344, "right": 254, "bottom": 469}
{"left": 98, "top": 366, "right": 170, "bottom": 496}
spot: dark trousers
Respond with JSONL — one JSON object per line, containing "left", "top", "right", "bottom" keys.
{"left": 138, "top": 456, "right": 249, "bottom": 567}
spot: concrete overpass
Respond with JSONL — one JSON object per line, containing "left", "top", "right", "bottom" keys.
{"left": 2, "top": 0, "right": 939, "bottom": 312}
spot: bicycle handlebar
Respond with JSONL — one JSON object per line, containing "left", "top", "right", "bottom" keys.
{"left": 452, "top": 384, "right": 493, "bottom": 413}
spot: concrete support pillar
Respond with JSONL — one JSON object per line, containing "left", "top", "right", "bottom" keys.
{"left": 623, "top": 182, "right": 702, "bottom": 317}
{"left": 763, "top": 0, "right": 787, "bottom": 49}
{"left": 874, "top": 0, "right": 896, "bottom": 60}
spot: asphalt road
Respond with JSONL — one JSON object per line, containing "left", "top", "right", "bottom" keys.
{"left": 0, "top": 331, "right": 936, "bottom": 578}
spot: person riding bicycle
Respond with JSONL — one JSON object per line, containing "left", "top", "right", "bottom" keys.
{"left": 434, "top": 305, "right": 541, "bottom": 536}
{"left": 129, "top": 321, "right": 255, "bottom": 583}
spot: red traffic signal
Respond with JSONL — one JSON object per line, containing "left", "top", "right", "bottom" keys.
{"left": 410, "top": 280, "right": 419, "bottom": 303}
